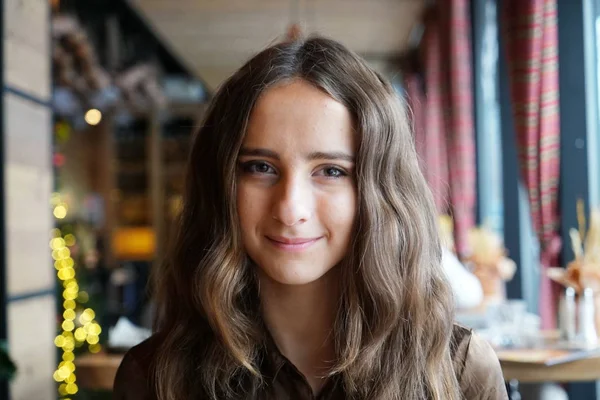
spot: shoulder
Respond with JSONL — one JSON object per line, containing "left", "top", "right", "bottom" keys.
{"left": 450, "top": 324, "right": 508, "bottom": 400}
{"left": 113, "top": 335, "right": 163, "bottom": 400}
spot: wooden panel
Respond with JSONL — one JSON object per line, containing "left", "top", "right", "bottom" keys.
{"left": 8, "top": 295, "right": 56, "bottom": 400}
{"left": 4, "top": 94, "right": 52, "bottom": 168}
{"left": 129, "top": 0, "right": 303, "bottom": 13}
{"left": 3, "top": 3, "right": 54, "bottom": 399}
{"left": 130, "top": 0, "right": 425, "bottom": 90}
{"left": 76, "top": 353, "right": 122, "bottom": 391}
{"left": 135, "top": 0, "right": 422, "bottom": 16}
{"left": 4, "top": 0, "right": 50, "bottom": 99}
{"left": 4, "top": 93, "right": 53, "bottom": 296}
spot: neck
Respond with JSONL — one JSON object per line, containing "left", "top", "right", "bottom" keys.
{"left": 258, "top": 268, "right": 339, "bottom": 394}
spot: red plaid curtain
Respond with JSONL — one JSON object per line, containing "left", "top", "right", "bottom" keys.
{"left": 404, "top": 0, "right": 476, "bottom": 258}
{"left": 404, "top": 76, "right": 428, "bottom": 188}
{"left": 503, "top": 0, "right": 561, "bottom": 329}
{"left": 440, "top": 0, "right": 477, "bottom": 258}
{"left": 404, "top": 42, "right": 449, "bottom": 215}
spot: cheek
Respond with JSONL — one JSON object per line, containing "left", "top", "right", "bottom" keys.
{"left": 237, "top": 184, "right": 267, "bottom": 230}
{"left": 319, "top": 188, "right": 357, "bottom": 235}
{"left": 236, "top": 186, "right": 252, "bottom": 229}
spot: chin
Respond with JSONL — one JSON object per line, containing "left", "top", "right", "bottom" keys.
{"left": 260, "top": 262, "right": 333, "bottom": 286}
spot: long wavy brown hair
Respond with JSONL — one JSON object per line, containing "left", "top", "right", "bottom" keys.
{"left": 152, "top": 36, "right": 459, "bottom": 400}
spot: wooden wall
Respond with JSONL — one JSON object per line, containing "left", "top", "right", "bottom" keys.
{"left": 3, "top": 0, "right": 55, "bottom": 398}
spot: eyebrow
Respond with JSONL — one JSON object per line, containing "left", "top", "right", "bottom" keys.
{"left": 239, "top": 147, "right": 355, "bottom": 163}
{"left": 307, "top": 151, "right": 355, "bottom": 163}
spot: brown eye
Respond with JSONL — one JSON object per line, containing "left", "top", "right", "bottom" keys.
{"left": 318, "top": 166, "right": 347, "bottom": 178}
{"left": 325, "top": 168, "right": 342, "bottom": 177}
{"left": 241, "top": 161, "right": 276, "bottom": 175}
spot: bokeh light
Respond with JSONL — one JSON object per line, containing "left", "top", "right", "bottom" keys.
{"left": 84, "top": 109, "right": 102, "bottom": 126}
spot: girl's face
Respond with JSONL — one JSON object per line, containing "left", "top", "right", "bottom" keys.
{"left": 237, "top": 80, "right": 357, "bottom": 286}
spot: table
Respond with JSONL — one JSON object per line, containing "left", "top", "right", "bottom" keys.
{"left": 76, "top": 339, "right": 600, "bottom": 392}
{"left": 496, "top": 330, "right": 600, "bottom": 383}
{"left": 500, "top": 352, "right": 600, "bottom": 383}
{"left": 496, "top": 339, "right": 600, "bottom": 399}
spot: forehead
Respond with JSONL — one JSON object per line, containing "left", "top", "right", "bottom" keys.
{"left": 243, "top": 80, "right": 355, "bottom": 154}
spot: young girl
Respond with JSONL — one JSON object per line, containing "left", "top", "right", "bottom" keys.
{"left": 114, "top": 36, "right": 506, "bottom": 400}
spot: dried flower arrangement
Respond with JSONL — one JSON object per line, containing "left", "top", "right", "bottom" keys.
{"left": 439, "top": 215, "right": 515, "bottom": 303}
{"left": 547, "top": 201, "right": 600, "bottom": 293}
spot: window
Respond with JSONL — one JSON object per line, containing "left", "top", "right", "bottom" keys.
{"left": 588, "top": 0, "right": 600, "bottom": 207}
{"left": 474, "top": 0, "right": 504, "bottom": 235}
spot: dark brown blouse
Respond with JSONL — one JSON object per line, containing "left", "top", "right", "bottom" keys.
{"left": 113, "top": 324, "right": 507, "bottom": 399}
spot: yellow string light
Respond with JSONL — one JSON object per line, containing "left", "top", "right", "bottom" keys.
{"left": 50, "top": 193, "right": 103, "bottom": 398}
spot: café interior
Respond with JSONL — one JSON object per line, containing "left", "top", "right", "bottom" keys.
{"left": 3, "top": 0, "right": 600, "bottom": 399}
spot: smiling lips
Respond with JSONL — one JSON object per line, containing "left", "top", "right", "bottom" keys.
{"left": 266, "top": 235, "right": 322, "bottom": 252}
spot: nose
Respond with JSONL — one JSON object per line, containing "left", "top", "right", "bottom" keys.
{"left": 271, "top": 174, "right": 312, "bottom": 226}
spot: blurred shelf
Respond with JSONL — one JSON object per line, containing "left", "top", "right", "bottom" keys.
{"left": 99, "top": 107, "right": 201, "bottom": 268}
